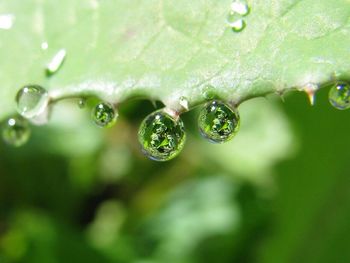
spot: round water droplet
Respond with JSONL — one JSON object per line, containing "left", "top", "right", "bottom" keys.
{"left": 92, "top": 102, "right": 118, "bottom": 127}
{"left": 138, "top": 110, "right": 186, "bottom": 161}
{"left": 2, "top": 116, "right": 31, "bottom": 147}
{"left": 328, "top": 81, "right": 350, "bottom": 110}
{"left": 198, "top": 101, "right": 240, "bottom": 143}
{"left": 16, "top": 85, "right": 49, "bottom": 119}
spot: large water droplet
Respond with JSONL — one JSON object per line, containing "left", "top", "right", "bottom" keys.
{"left": 92, "top": 102, "right": 118, "bottom": 127}
{"left": 16, "top": 85, "right": 49, "bottom": 119}
{"left": 198, "top": 101, "right": 240, "bottom": 143}
{"left": 46, "top": 49, "right": 66, "bottom": 76}
{"left": 0, "top": 14, "right": 15, "bottom": 30}
{"left": 2, "top": 116, "right": 31, "bottom": 147}
{"left": 231, "top": 0, "right": 250, "bottom": 16}
{"left": 328, "top": 81, "right": 350, "bottom": 110}
{"left": 138, "top": 110, "right": 186, "bottom": 161}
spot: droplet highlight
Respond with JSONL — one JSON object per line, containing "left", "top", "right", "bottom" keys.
{"left": 92, "top": 102, "right": 118, "bottom": 127}
{"left": 16, "top": 85, "right": 49, "bottom": 119}
{"left": 0, "top": 14, "right": 15, "bottom": 30}
{"left": 230, "top": 0, "right": 250, "bottom": 16}
{"left": 198, "top": 101, "right": 240, "bottom": 143}
{"left": 46, "top": 49, "right": 66, "bottom": 76}
{"left": 78, "top": 98, "right": 87, "bottom": 109}
{"left": 328, "top": 81, "right": 350, "bottom": 110}
{"left": 2, "top": 116, "right": 31, "bottom": 147}
{"left": 138, "top": 110, "right": 186, "bottom": 161}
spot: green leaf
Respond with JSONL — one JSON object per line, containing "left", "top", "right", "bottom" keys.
{"left": 0, "top": 0, "right": 349, "bottom": 120}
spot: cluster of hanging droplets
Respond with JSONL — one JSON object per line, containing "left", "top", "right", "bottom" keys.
{"left": 2, "top": 78, "right": 350, "bottom": 161}
{"left": 226, "top": 0, "right": 250, "bottom": 32}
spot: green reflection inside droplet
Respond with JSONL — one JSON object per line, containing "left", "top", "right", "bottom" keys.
{"left": 198, "top": 101, "right": 240, "bottom": 143}
{"left": 138, "top": 110, "right": 186, "bottom": 161}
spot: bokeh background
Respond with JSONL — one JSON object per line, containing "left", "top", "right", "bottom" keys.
{"left": 1, "top": 88, "right": 350, "bottom": 263}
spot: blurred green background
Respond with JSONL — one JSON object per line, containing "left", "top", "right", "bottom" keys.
{"left": 1, "top": 88, "right": 350, "bottom": 263}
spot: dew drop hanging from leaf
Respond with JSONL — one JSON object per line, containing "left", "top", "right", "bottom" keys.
{"left": 138, "top": 110, "right": 186, "bottom": 161}
{"left": 198, "top": 101, "right": 240, "bottom": 143}
{"left": 328, "top": 81, "right": 350, "bottom": 110}
{"left": 92, "top": 102, "right": 118, "bottom": 128}
{"left": 16, "top": 85, "right": 49, "bottom": 119}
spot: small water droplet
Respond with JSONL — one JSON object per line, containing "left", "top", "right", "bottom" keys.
{"left": 138, "top": 110, "right": 186, "bottom": 161}
{"left": 0, "top": 14, "right": 15, "bottom": 30}
{"left": 231, "top": 0, "right": 250, "bottom": 16}
{"left": 228, "top": 17, "right": 246, "bottom": 32}
{"left": 203, "top": 86, "right": 216, "bottom": 100}
{"left": 16, "top": 85, "right": 49, "bottom": 119}
{"left": 92, "top": 102, "right": 118, "bottom": 127}
{"left": 2, "top": 116, "right": 31, "bottom": 147}
{"left": 198, "top": 101, "right": 240, "bottom": 143}
{"left": 179, "top": 96, "right": 189, "bottom": 110}
{"left": 78, "top": 98, "right": 87, "bottom": 109}
{"left": 46, "top": 49, "right": 66, "bottom": 76}
{"left": 41, "top": 42, "right": 49, "bottom": 50}
{"left": 328, "top": 81, "right": 350, "bottom": 110}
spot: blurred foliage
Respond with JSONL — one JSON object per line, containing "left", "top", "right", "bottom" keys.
{"left": 1, "top": 89, "right": 350, "bottom": 263}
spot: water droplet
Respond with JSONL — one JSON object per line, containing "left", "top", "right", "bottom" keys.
{"left": 0, "top": 14, "right": 15, "bottom": 30}
{"left": 46, "top": 49, "right": 66, "bottom": 76}
{"left": 203, "top": 86, "right": 216, "bottom": 100}
{"left": 198, "top": 101, "right": 240, "bottom": 143}
{"left": 228, "top": 17, "right": 246, "bottom": 32}
{"left": 328, "top": 81, "right": 350, "bottom": 110}
{"left": 138, "top": 110, "right": 186, "bottom": 161}
{"left": 179, "top": 96, "right": 189, "bottom": 110}
{"left": 92, "top": 102, "right": 118, "bottom": 127}
{"left": 231, "top": 0, "right": 250, "bottom": 16}
{"left": 2, "top": 116, "right": 30, "bottom": 147}
{"left": 16, "top": 85, "right": 49, "bottom": 119}
{"left": 78, "top": 98, "right": 87, "bottom": 109}
{"left": 41, "top": 42, "right": 49, "bottom": 50}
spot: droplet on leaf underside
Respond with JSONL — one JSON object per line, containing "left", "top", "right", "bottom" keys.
{"left": 16, "top": 85, "right": 49, "bottom": 119}
{"left": 328, "top": 81, "right": 350, "bottom": 110}
{"left": 92, "top": 102, "right": 118, "bottom": 128}
{"left": 2, "top": 116, "right": 31, "bottom": 147}
{"left": 198, "top": 101, "right": 240, "bottom": 144}
{"left": 138, "top": 110, "right": 186, "bottom": 161}
{"left": 46, "top": 49, "right": 66, "bottom": 76}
